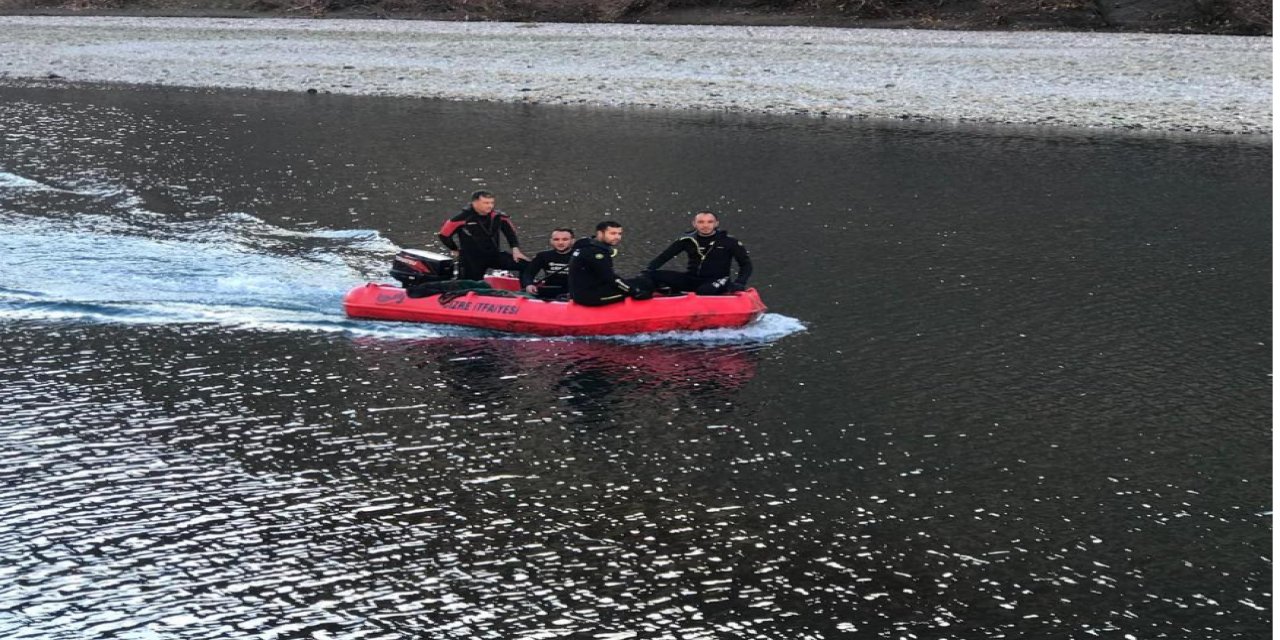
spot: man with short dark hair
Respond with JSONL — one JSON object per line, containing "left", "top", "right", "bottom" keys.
{"left": 437, "top": 190, "right": 529, "bottom": 281}
{"left": 646, "top": 210, "right": 752, "bottom": 295}
{"left": 568, "top": 221, "right": 653, "bottom": 306}
{"left": 520, "top": 228, "right": 575, "bottom": 300}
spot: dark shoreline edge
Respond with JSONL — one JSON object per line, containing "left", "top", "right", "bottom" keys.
{"left": 0, "top": 0, "right": 1271, "bottom": 36}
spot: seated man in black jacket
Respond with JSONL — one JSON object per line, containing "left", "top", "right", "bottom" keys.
{"left": 568, "top": 221, "right": 653, "bottom": 306}
{"left": 520, "top": 228, "right": 575, "bottom": 300}
{"left": 645, "top": 210, "right": 752, "bottom": 295}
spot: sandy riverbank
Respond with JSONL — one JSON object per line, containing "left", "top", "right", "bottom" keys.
{"left": 0, "top": 16, "right": 1270, "bottom": 134}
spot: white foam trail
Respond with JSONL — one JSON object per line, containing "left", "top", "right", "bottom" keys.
{"left": 598, "top": 313, "right": 806, "bottom": 344}
{"left": 0, "top": 170, "right": 56, "bottom": 191}
{"left": 0, "top": 169, "right": 127, "bottom": 197}
{"left": 0, "top": 195, "right": 383, "bottom": 333}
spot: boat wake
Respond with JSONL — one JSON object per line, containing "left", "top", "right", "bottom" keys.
{"left": 0, "top": 170, "right": 804, "bottom": 343}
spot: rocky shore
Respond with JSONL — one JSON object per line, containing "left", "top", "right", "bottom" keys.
{"left": 0, "top": 16, "right": 1270, "bottom": 135}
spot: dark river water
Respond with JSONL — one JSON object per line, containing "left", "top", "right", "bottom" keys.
{"left": 0, "top": 84, "right": 1270, "bottom": 638}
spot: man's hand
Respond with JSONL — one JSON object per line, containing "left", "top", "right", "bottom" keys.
{"left": 512, "top": 248, "right": 529, "bottom": 262}
{"left": 525, "top": 284, "right": 538, "bottom": 295}
{"left": 449, "top": 250, "right": 460, "bottom": 258}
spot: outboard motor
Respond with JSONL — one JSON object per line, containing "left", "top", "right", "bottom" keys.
{"left": 390, "top": 249, "right": 454, "bottom": 288}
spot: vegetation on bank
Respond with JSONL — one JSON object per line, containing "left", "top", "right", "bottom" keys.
{"left": 2, "top": 0, "right": 1270, "bottom": 34}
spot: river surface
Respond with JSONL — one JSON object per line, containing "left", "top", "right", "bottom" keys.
{"left": 0, "top": 84, "right": 1271, "bottom": 639}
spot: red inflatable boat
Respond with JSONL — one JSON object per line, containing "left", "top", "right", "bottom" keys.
{"left": 345, "top": 249, "right": 767, "bottom": 336}
{"left": 344, "top": 276, "right": 767, "bottom": 336}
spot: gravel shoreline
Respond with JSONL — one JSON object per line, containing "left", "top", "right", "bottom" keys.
{"left": 0, "top": 16, "right": 1271, "bottom": 135}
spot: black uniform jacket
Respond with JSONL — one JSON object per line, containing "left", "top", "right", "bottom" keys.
{"left": 520, "top": 248, "right": 573, "bottom": 288}
{"left": 568, "top": 238, "right": 632, "bottom": 303}
{"left": 437, "top": 207, "right": 520, "bottom": 255}
{"left": 646, "top": 229, "right": 752, "bottom": 285}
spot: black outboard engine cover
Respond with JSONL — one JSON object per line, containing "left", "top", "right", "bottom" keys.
{"left": 391, "top": 249, "right": 454, "bottom": 287}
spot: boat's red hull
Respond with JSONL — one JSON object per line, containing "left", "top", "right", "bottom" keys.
{"left": 343, "top": 280, "right": 767, "bottom": 336}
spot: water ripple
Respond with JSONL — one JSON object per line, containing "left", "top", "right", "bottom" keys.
{"left": 0, "top": 85, "right": 1269, "bottom": 639}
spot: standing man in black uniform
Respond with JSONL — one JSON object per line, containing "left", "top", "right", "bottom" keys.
{"left": 568, "top": 221, "right": 653, "bottom": 306}
{"left": 520, "top": 228, "right": 575, "bottom": 299}
{"left": 437, "top": 190, "right": 528, "bottom": 281}
{"left": 645, "top": 210, "right": 752, "bottom": 295}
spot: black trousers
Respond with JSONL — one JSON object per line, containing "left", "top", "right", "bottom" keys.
{"left": 531, "top": 284, "right": 568, "bottom": 300}
{"left": 458, "top": 251, "right": 523, "bottom": 281}
{"left": 572, "top": 276, "right": 654, "bottom": 306}
{"left": 649, "top": 270, "right": 729, "bottom": 295}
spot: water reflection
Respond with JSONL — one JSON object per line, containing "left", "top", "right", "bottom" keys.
{"left": 351, "top": 336, "right": 761, "bottom": 410}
